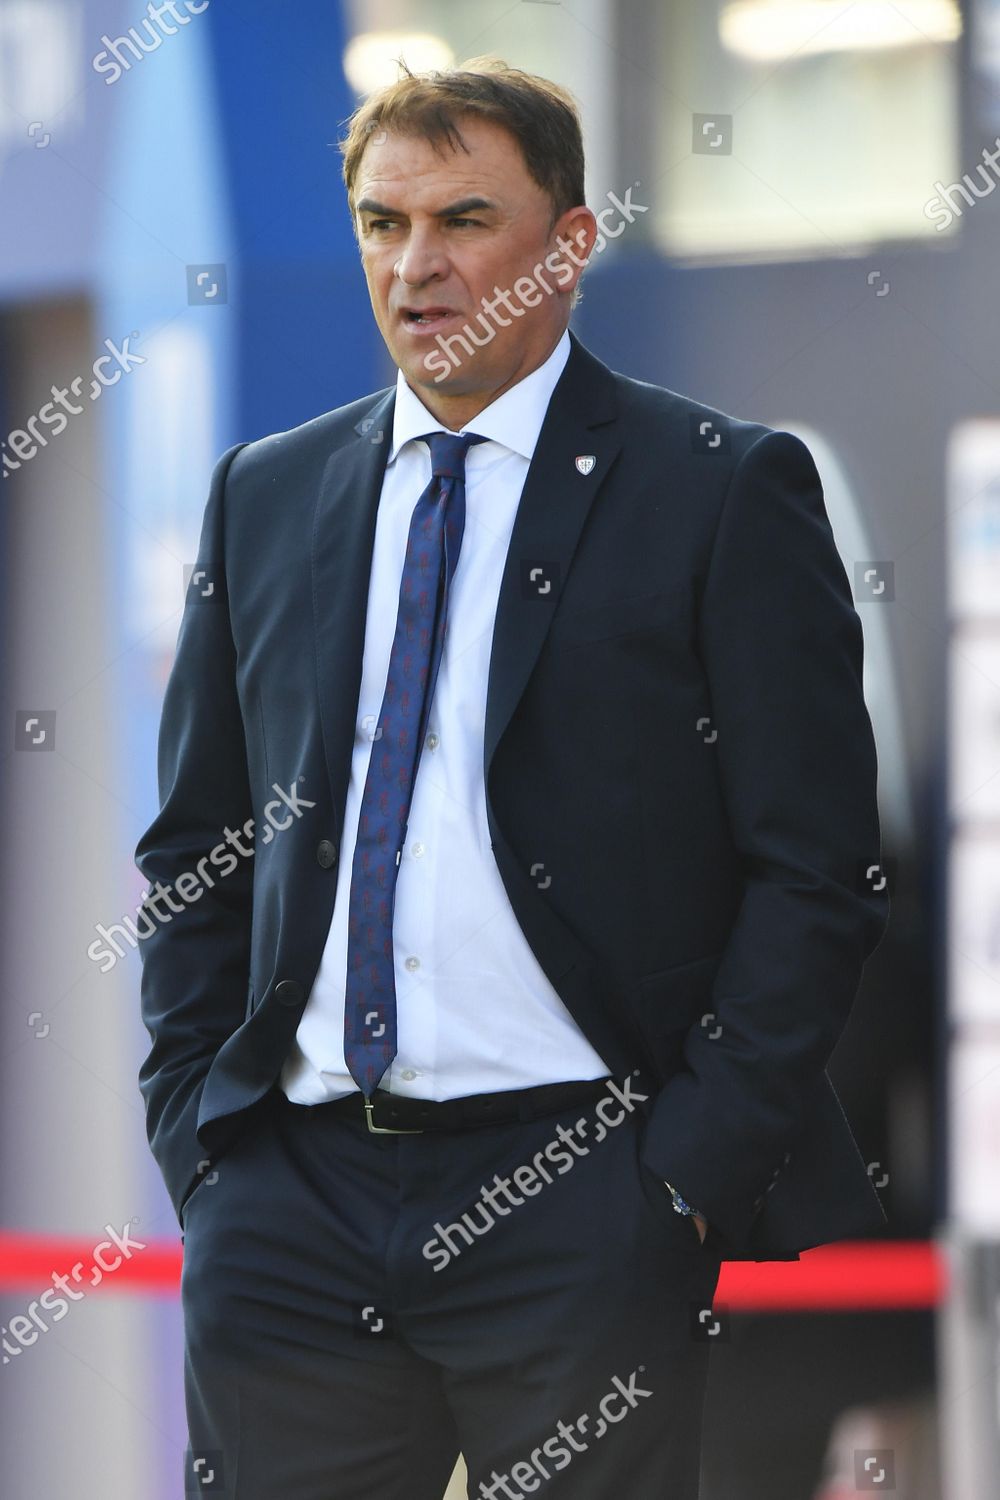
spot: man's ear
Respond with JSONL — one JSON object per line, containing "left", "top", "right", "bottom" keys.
{"left": 548, "top": 208, "right": 596, "bottom": 304}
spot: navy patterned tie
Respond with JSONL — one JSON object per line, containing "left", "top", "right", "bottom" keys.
{"left": 344, "top": 430, "right": 486, "bottom": 1096}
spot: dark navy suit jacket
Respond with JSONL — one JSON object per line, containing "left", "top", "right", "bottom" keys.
{"left": 135, "top": 331, "right": 889, "bottom": 1260}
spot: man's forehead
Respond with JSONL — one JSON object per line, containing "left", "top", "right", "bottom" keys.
{"left": 355, "top": 121, "right": 529, "bottom": 194}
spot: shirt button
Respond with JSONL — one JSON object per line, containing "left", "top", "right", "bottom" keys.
{"left": 404, "top": 956, "right": 420, "bottom": 972}
{"left": 425, "top": 733, "right": 439, "bottom": 750}
{"left": 400, "top": 1068, "right": 416, "bottom": 1081}
{"left": 412, "top": 842, "right": 425, "bottom": 857}
{"left": 316, "top": 839, "right": 338, "bottom": 869}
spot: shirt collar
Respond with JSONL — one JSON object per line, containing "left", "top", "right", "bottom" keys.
{"left": 388, "top": 328, "right": 572, "bottom": 465}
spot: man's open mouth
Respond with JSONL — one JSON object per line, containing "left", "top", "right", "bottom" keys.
{"left": 400, "top": 307, "right": 459, "bottom": 327}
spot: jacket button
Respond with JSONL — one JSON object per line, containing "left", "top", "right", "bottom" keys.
{"left": 316, "top": 839, "right": 338, "bottom": 868}
{"left": 275, "top": 980, "right": 303, "bottom": 1008}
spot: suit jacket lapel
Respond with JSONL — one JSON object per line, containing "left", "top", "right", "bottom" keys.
{"left": 483, "top": 332, "right": 621, "bottom": 783}
{"left": 311, "top": 387, "right": 395, "bottom": 838}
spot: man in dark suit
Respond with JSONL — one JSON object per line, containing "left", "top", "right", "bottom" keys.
{"left": 135, "top": 56, "right": 888, "bottom": 1500}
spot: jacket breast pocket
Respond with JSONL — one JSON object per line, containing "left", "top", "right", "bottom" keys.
{"left": 545, "top": 589, "right": 675, "bottom": 650}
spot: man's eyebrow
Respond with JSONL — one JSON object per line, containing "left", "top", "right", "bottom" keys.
{"left": 355, "top": 196, "right": 498, "bottom": 219}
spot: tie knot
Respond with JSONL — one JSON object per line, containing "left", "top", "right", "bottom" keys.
{"left": 422, "top": 430, "right": 487, "bottom": 480}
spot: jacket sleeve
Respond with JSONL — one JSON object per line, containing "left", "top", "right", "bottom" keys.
{"left": 639, "top": 429, "right": 889, "bottom": 1246}
{"left": 134, "top": 440, "right": 253, "bottom": 1223}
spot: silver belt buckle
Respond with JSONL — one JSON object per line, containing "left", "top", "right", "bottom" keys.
{"left": 364, "top": 1098, "right": 424, "bottom": 1135}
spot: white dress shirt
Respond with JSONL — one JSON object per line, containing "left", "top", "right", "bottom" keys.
{"left": 280, "top": 328, "right": 611, "bottom": 1103}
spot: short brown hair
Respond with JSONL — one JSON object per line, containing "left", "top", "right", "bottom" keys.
{"left": 339, "top": 54, "right": 586, "bottom": 229}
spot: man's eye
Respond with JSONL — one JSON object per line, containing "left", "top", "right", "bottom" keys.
{"left": 367, "top": 219, "right": 396, "bottom": 232}
{"left": 448, "top": 217, "right": 480, "bottom": 227}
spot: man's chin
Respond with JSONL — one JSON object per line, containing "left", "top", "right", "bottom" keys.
{"left": 397, "top": 348, "right": 487, "bottom": 398}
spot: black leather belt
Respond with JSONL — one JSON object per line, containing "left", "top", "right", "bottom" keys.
{"left": 287, "top": 1077, "right": 614, "bottom": 1134}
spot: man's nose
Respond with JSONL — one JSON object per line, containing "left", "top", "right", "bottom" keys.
{"left": 393, "top": 234, "right": 449, "bottom": 286}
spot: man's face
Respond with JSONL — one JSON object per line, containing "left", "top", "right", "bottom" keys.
{"left": 352, "top": 115, "right": 595, "bottom": 428}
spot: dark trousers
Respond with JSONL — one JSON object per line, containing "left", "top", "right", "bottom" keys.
{"left": 179, "top": 1082, "right": 725, "bottom": 1499}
